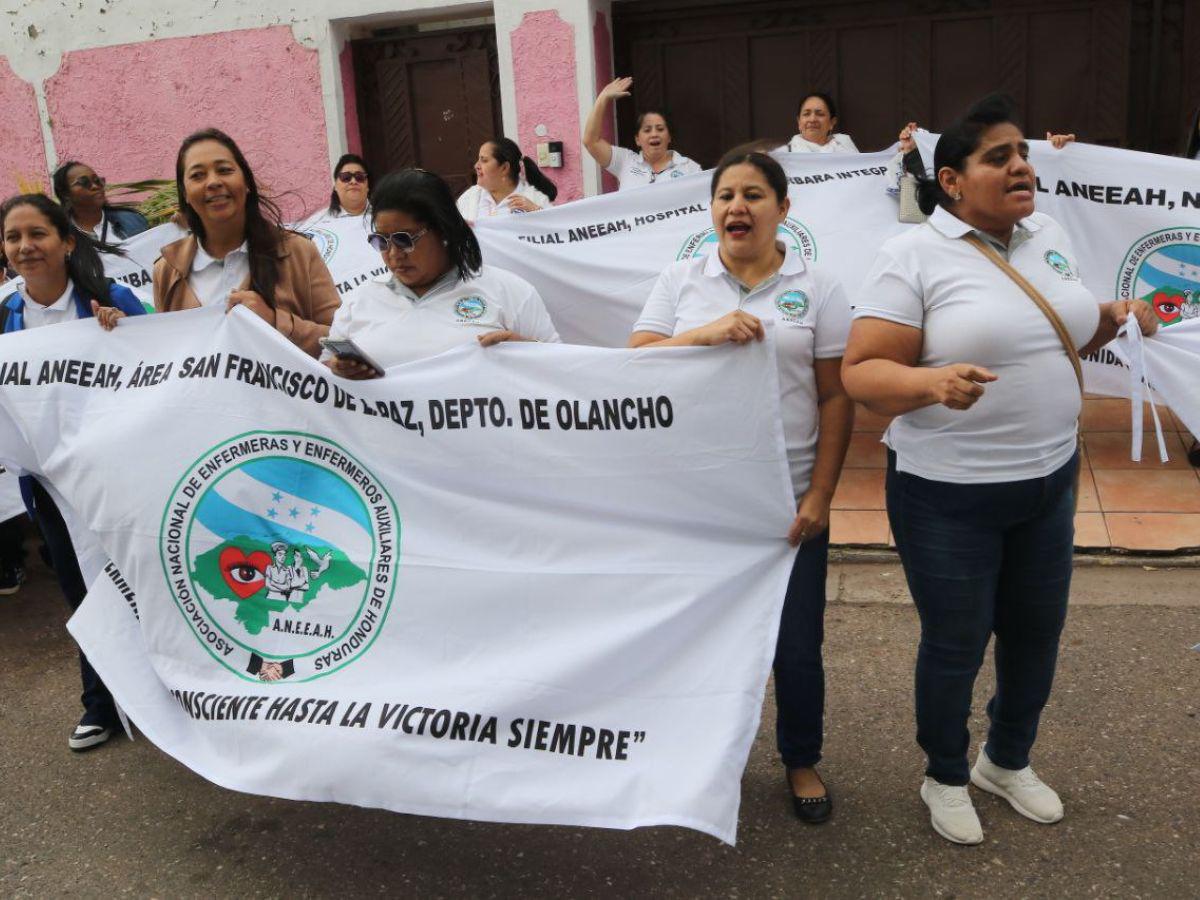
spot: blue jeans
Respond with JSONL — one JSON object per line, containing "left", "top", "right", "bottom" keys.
{"left": 774, "top": 529, "right": 829, "bottom": 769}
{"left": 30, "top": 480, "right": 118, "bottom": 728}
{"left": 886, "top": 450, "right": 1076, "bottom": 786}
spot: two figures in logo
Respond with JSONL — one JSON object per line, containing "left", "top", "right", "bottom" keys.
{"left": 264, "top": 541, "right": 331, "bottom": 605}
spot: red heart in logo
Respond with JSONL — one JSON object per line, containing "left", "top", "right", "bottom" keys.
{"left": 219, "top": 546, "right": 271, "bottom": 599}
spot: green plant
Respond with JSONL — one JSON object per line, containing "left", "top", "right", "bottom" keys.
{"left": 107, "top": 178, "right": 178, "bottom": 226}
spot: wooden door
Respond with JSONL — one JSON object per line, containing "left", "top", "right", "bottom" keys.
{"left": 613, "top": 0, "right": 1135, "bottom": 167}
{"left": 351, "top": 27, "right": 502, "bottom": 196}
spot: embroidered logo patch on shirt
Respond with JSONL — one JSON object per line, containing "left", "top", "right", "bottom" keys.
{"left": 1044, "top": 250, "right": 1079, "bottom": 281}
{"left": 455, "top": 296, "right": 487, "bottom": 320}
{"left": 775, "top": 290, "right": 810, "bottom": 323}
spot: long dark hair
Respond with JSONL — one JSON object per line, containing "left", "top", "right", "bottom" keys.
{"left": 328, "top": 153, "right": 371, "bottom": 215}
{"left": 371, "top": 170, "right": 482, "bottom": 281}
{"left": 915, "top": 93, "right": 1019, "bottom": 215}
{"left": 487, "top": 138, "right": 558, "bottom": 202}
{"left": 52, "top": 160, "right": 143, "bottom": 237}
{"left": 0, "top": 193, "right": 116, "bottom": 306}
{"left": 710, "top": 147, "right": 789, "bottom": 202}
{"left": 175, "top": 128, "right": 287, "bottom": 307}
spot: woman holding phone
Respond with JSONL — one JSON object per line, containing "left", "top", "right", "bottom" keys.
{"left": 322, "top": 169, "right": 559, "bottom": 376}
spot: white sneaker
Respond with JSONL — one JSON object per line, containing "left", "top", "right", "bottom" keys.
{"left": 971, "top": 748, "right": 1063, "bottom": 824}
{"left": 920, "top": 777, "right": 983, "bottom": 845}
{"left": 68, "top": 722, "right": 112, "bottom": 752}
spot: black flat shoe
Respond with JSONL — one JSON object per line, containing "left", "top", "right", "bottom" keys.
{"left": 786, "top": 771, "right": 833, "bottom": 824}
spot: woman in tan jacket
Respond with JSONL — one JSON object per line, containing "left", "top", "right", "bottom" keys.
{"left": 154, "top": 128, "right": 339, "bottom": 357}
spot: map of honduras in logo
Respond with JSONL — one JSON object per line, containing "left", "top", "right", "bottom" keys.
{"left": 160, "top": 431, "right": 399, "bottom": 682}
{"left": 1116, "top": 227, "right": 1200, "bottom": 326}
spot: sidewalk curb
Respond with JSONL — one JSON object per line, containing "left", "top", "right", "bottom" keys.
{"left": 829, "top": 546, "right": 1200, "bottom": 568}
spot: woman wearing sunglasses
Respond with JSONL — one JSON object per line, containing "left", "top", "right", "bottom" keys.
{"left": 323, "top": 169, "right": 559, "bottom": 376}
{"left": 456, "top": 138, "right": 557, "bottom": 224}
{"left": 302, "top": 154, "right": 372, "bottom": 228}
{"left": 154, "top": 129, "right": 340, "bottom": 357}
{"left": 52, "top": 161, "right": 150, "bottom": 243}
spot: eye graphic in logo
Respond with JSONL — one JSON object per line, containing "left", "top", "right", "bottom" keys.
{"left": 678, "top": 217, "right": 816, "bottom": 262}
{"left": 1117, "top": 228, "right": 1200, "bottom": 327}
{"left": 1044, "top": 250, "right": 1077, "bottom": 281}
{"left": 303, "top": 227, "right": 339, "bottom": 264}
{"left": 161, "top": 431, "right": 399, "bottom": 682}
{"left": 455, "top": 296, "right": 487, "bottom": 320}
{"left": 776, "top": 290, "right": 810, "bottom": 323}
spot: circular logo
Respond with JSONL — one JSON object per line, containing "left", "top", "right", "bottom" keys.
{"left": 677, "top": 217, "right": 817, "bottom": 261}
{"left": 1115, "top": 228, "right": 1200, "bottom": 326}
{"left": 304, "top": 227, "right": 339, "bottom": 265}
{"left": 159, "top": 431, "right": 400, "bottom": 682}
{"left": 775, "top": 290, "right": 810, "bottom": 322}
{"left": 1043, "top": 250, "right": 1077, "bottom": 281}
{"left": 455, "top": 296, "right": 487, "bottom": 320}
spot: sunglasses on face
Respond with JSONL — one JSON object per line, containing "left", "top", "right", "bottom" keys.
{"left": 367, "top": 227, "right": 429, "bottom": 254}
{"left": 337, "top": 171, "right": 368, "bottom": 184}
{"left": 72, "top": 176, "right": 106, "bottom": 189}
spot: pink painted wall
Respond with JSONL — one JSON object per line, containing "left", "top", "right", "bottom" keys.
{"left": 45, "top": 26, "right": 330, "bottom": 221}
{"left": 511, "top": 11, "right": 582, "bottom": 203}
{"left": 339, "top": 42, "right": 363, "bottom": 158}
{"left": 592, "top": 11, "right": 619, "bottom": 194}
{"left": 0, "top": 58, "right": 49, "bottom": 197}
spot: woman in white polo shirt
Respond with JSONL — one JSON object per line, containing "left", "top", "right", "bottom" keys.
{"left": 323, "top": 169, "right": 559, "bottom": 376}
{"left": 842, "top": 94, "right": 1158, "bottom": 846}
{"left": 583, "top": 77, "right": 702, "bottom": 191}
{"left": 630, "top": 149, "right": 854, "bottom": 824}
{"left": 457, "top": 138, "right": 558, "bottom": 224}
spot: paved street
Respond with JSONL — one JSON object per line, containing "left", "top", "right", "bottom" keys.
{"left": 2, "top": 556, "right": 1197, "bottom": 898}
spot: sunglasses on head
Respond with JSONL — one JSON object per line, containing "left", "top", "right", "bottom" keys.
{"left": 337, "top": 171, "right": 368, "bottom": 184}
{"left": 367, "top": 227, "right": 429, "bottom": 254}
{"left": 72, "top": 176, "right": 105, "bottom": 189}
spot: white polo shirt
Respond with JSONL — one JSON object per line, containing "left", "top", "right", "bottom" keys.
{"left": 456, "top": 182, "right": 552, "bottom": 222}
{"left": 785, "top": 134, "right": 860, "bottom": 154}
{"left": 322, "top": 263, "right": 561, "bottom": 368}
{"left": 854, "top": 207, "right": 1101, "bottom": 484}
{"left": 605, "top": 146, "right": 702, "bottom": 191}
{"left": 19, "top": 279, "right": 80, "bottom": 329}
{"left": 189, "top": 240, "right": 250, "bottom": 307}
{"left": 635, "top": 245, "right": 851, "bottom": 498}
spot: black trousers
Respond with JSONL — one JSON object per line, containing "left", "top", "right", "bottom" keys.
{"left": 29, "top": 480, "right": 118, "bottom": 728}
{"left": 0, "top": 514, "right": 25, "bottom": 569}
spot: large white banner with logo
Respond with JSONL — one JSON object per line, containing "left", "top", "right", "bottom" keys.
{"left": 0, "top": 306, "right": 794, "bottom": 843}
{"left": 475, "top": 150, "right": 909, "bottom": 347}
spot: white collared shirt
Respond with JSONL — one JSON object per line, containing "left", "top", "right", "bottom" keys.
{"left": 854, "top": 206, "right": 1101, "bottom": 483}
{"left": 20, "top": 279, "right": 79, "bottom": 330}
{"left": 785, "top": 133, "right": 860, "bottom": 154}
{"left": 635, "top": 245, "right": 852, "bottom": 498}
{"left": 322, "top": 264, "right": 561, "bottom": 368}
{"left": 605, "top": 146, "right": 702, "bottom": 191}
{"left": 72, "top": 211, "right": 110, "bottom": 243}
{"left": 188, "top": 240, "right": 250, "bottom": 307}
{"left": 456, "top": 182, "right": 552, "bottom": 223}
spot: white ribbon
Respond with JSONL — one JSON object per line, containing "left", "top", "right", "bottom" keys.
{"left": 1115, "top": 322, "right": 1169, "bottom": 464}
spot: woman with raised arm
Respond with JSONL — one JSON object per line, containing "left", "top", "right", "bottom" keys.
{"left": 630, "top": 148, "right": 854, "bottom": 825}
{"left": 457, "top": 138, "right": 558, "bottom": 224}
{"left": 583, "top": 77, "right": 701, "bottom": 190}
{"left": 841, "top": 94, "right": 1157, "bottom": 846}
{"left": 154, "top": 128, "right": 340, "bottom": 357}
{"left": 322, "top": 169, "right": 559, "bottom": 378}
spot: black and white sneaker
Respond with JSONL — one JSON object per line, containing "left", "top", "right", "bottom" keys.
{"left": 68, "top": 721, "right": 113, "bottom": 752}
{"left": 0, "top": 565, "right": 24, "bottom": 596}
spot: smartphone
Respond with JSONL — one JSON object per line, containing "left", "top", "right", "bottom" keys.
{"left": 319, "top": 337, "right": 386, "bottom": 376}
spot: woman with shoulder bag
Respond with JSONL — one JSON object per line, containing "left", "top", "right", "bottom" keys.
{"left": 841, "top": 94, "right": 1158, "bottom": 845}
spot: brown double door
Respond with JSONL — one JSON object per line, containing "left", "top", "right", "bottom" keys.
{"left": 351, "top": 27, "right": 503, "bottom": 196}
{"left": 613, "top": 0, "right": 1149, "bottom": 168}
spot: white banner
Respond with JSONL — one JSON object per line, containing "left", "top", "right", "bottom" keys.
{"left": 297, "top": 212, "right": 386, "bottom": 297}
{"left": 0, "top": 306, "right": 795, "bottom": 842}
{"left": 475, "top": 150, "right": 909, "bottom": 347}
{"left": 102, "top": 222, "right": 187, "bottom": 310}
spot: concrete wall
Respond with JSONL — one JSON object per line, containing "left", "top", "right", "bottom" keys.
{"left": 0, "top": 0, "right": 613, "bottom": 214}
